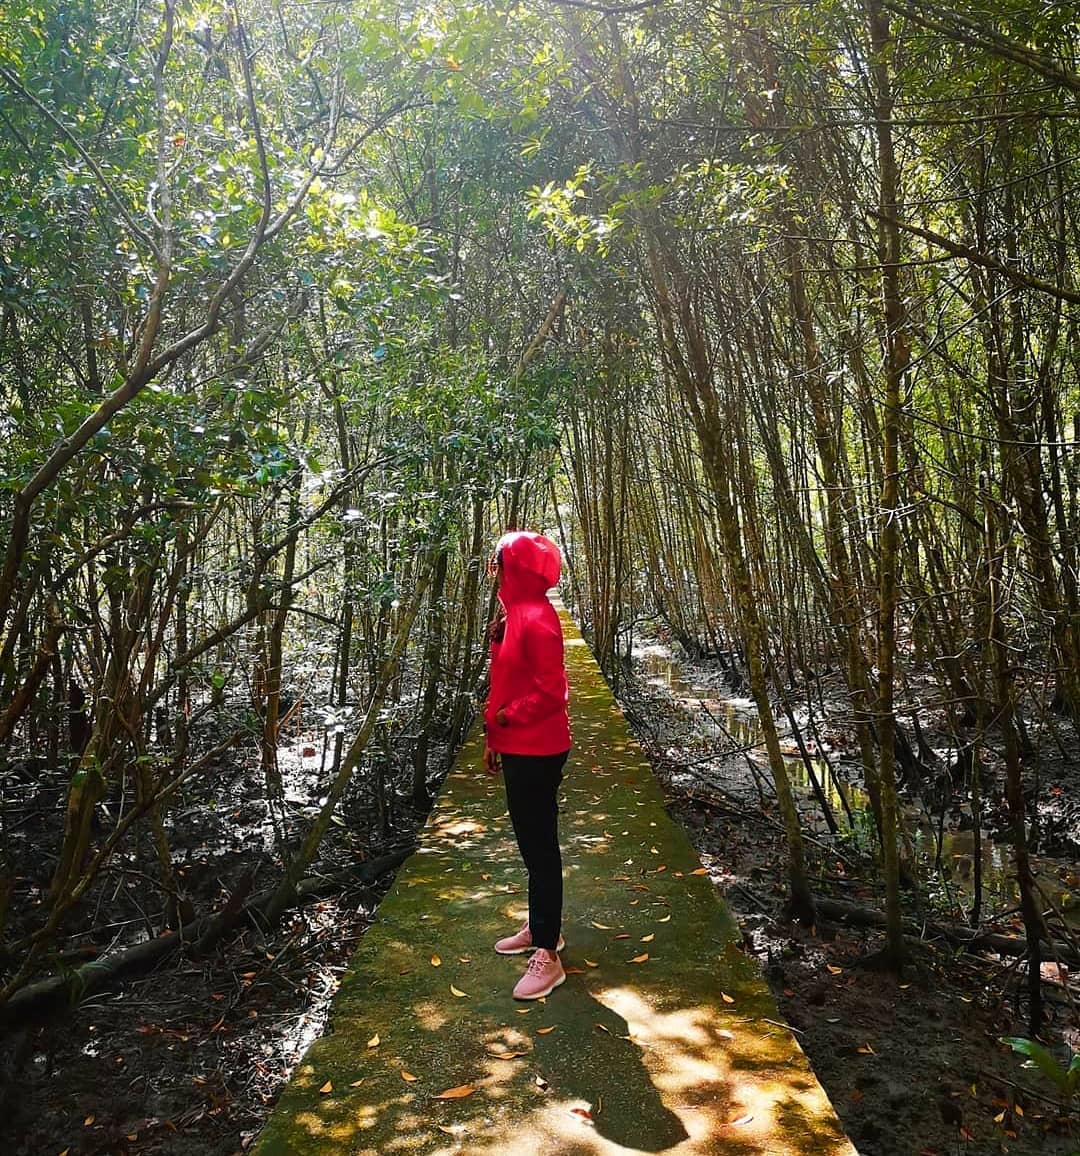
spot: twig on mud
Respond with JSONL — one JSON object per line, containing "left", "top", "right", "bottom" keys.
{"left": 678, "top": 776, "right": 752, "bottom": 816}
{"left": 984, "top": 1070, "right": 1071, "bottom": 1111}
{"left": 265, "top": 928, "right": 306, "bottom": 972}
{"left": 657, "top": 757, "right": 861, "bottom": 871}
{"left": 1, "top": 847, "right": 412, "bottom": 1020}
{"left": 761, "top": 1016, "right": 804, "bottom": 1035}
{"left": 730, "top": 881, "right": 773, "bottom": 915}
{"left": 798, "top": 828, "right": 860, "bottom": 870}
{"left": 815, "top": 896, "right": 1080, "bottom": 965}
{"left": 695, "top": 698, "right": 776, "bottom": 801}
{"left": 1034, "top": 879, "right": 1080, "bottom": 959}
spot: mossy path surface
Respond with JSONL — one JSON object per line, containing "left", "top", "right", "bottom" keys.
{"left": 253, "top": 608, "right": 856, "bottom": 1156}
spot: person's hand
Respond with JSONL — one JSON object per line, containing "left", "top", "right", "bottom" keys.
{"left": 483, "top": 742, "right": 501, "bottom": 776}
{"left": 495, "top": 708, "right": 509, "bottom": 727}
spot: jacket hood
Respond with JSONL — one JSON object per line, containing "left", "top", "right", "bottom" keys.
{"left": 496, "top": 531, "right": 561, "bottom": 605}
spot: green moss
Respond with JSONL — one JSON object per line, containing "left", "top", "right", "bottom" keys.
{"left": 253, "top": 610, "right": 855, "bottom": 1155}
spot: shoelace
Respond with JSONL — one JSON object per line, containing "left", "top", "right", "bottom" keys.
{"left": 526, "top": 952, "right": 555, "bottom": 975}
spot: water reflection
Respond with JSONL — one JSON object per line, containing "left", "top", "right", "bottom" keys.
{"left": 633, "top": 644, "right": 1078, "bottom": 927}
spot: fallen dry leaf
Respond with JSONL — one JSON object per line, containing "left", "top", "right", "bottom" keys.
{"left": 450, "top": 984, "right": 468, "bottom": 998}
{"left": 402, "top": 1071, "right": 419, "bottom": 1082}
{"left": 658, "top": 914, "right": 671, "bottom": 922}
{"left": 591, "top": 921, "right": 612, "bottom": 930}
{"left": 584, "top": 959, "right": 599, "bottom": 968}
{"left": 487, "top": 1049, "right": 529, "bottom": 1060}
{"left": 564, "top": 966, "right": 585, "bottom": 974}
{"left": 614, "top": 933, "right": 631, "bottom": 940}
{"left": 641, "top": 933, "right": 655, "bottom": 942}
{"left": 83, "top": 1115, "right": 95, "bottom": 1127}
{"left": 690, "top": 867, "right": 708, "bottom": 875}
{"left": 367, "top": 1034, "right": 380, "bottom": 1048}
{"left": 319, "top": 1081, "right": 333, "bottom": 1094}
{"left": 435, "top": 1083, "right": 477, "bottom": 1100}
{"left": 1040, "top": 961, "right": 1068, "bottom": 986}
{"left": 350, "top": 1079, "right": 364, "bottom": 1088}
{"left": 537, "top": 1026, "right": 556, "bottom": 1035}
{"left": 431, "top": 955, "right": 442, "bottom": 967}
{"left": 629, "top": 953, "right": 649, "bottom": 964}
{"left": 721, "top": 992, "right": 735, "bottom": 1004}
{"left": 857, "top": 1043, "right": 875, "bottom": 1054}
{"left": 827, "top": 965, "right": 843, "bottom": 975}
{"left": 730, "top": 1113, "right": 754, "bottom": 1126}
{"left": 535, "top": 1075, "right": 549, "bottom": 1090}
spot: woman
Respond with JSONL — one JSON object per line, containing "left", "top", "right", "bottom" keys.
{"left": 483, "top": 531, "right": 571, "bottom": 1000}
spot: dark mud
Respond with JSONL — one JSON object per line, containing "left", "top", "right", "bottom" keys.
{"left": 4, "top": 642, "right": 1078, "bottom": 1156}
{"left": 618, "top": 633, "right": 1080, "bottom": 1156}
{"left": 0, "top": 717, "right": 434, "bottom": 1156}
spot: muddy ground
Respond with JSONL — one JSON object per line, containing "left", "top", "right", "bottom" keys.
{"left": 0, "top": 725, "right": 429, "bottom": 1156}
{"left": 618, "top": 633, "right": 1080, "bottom": 1156}
{"left": 2, "top": 644, "right": 1078, "bottom": 1156}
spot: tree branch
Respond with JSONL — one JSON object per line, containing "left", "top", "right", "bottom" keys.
{"left": 871, "top": 209, "right": 1080, "bottom": 306}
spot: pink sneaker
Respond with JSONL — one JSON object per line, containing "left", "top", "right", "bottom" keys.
{"left": 494, "top": 922, "right": 565, "bottom": 955}
{"left": 513, "top": 949, "right": 565, "bottom": 1000}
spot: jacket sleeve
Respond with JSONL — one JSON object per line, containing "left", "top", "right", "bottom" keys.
{"left": 500, "top": 618, "right": 567, "bottom": 726}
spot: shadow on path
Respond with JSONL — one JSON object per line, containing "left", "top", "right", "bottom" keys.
{"left": 253, "top": 608, "right": 855, "bottom": 1156}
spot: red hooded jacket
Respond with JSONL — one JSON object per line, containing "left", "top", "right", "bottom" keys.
{"left": 484, "top": 532, "right": 572, "bottom": 756}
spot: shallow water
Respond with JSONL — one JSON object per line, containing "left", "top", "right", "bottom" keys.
{"left": 633, "top": 643, "right": 1080, "bottom": 927}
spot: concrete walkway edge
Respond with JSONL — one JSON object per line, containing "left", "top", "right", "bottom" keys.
{"left": 253, "top": 607, "right": 856, "bottom": 1156}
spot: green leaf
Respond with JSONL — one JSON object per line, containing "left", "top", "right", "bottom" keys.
{"left": 1000, "top": 1037, "right": 1071, "bottom": 1095}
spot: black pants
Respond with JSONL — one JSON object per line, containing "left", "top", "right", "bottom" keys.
{"left": 502, "top": 750, "right": 569, "bottom": 951}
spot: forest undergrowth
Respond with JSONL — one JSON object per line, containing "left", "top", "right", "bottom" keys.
{"left": 0, "top": 708, "right": 438, "bottom": 1156}
{"left": 618, "top": 630, "right": 1080, "bottom": 1156}
{"left": 2, "top": 639, "right": 1079, "bottom": 1156}
{"left": 5, "top": 0, "right": 1080, "bottom": 1152}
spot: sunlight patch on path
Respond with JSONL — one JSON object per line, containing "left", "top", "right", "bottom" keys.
{"left": 253, "top": 605, "right": 855, "bottom": 1156}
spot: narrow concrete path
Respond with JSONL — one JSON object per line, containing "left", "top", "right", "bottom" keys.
{"left": 254, "top": 609, "right": 855, "bottom": 1156}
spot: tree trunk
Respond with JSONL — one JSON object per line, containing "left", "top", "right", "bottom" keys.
{"left": 866, "top": 0, "right": 909, "bottom": 968}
